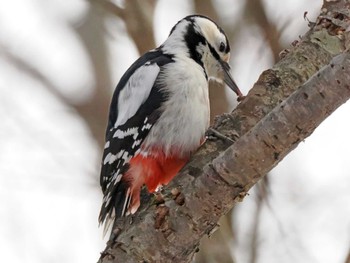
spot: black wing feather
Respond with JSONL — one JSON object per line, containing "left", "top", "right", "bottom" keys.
{"left": 106, "top": 49, "right": 173, "bottom": 136}
{"left": 99, "top": 49, "right": 174, "bottom": 225}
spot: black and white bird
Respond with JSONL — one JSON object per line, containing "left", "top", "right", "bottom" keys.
{"left": 99, "top": 14, "right": 243, "bottom": 231}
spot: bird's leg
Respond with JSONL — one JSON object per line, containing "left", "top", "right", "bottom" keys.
{"left": 206, "top": 127, "right": 234, "bottom": 144}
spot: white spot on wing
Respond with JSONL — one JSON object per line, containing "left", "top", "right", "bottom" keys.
{"left": 116, "top": 173, "right": 122, "bottom": 183}
{"left": 105, "top": 194, "right": 112, "bottom": 208}
{"left": 115, "top": 64, "right": 160, "bottom": 127}
{"left": 141, "top": 123, "right": 152, "bottom": 131}
{"left": 113, "top": 127, "right": 139, "bottom": 139}
{"left": 132, "top": 139, "right": 142, "bottom": 149}
{"left": 104, "top": 141, "right": 110, "bottom": 149}
{"left": 112, "top": 172, "right": 122, "bottom": 185}
{"left": 103, "top": 153, "right": 112, "bottom": 165}
{"left": 122, "top": 151, "right": 130, "bottom": 162}
{"left": 103, "top": 150, "right": 125, "bottom": 165}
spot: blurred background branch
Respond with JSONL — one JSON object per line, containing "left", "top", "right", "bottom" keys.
{"left": 345, "top": 248, "right": 350, "bottom": 263}
{"left": 245, "top": 0, "right": 282, "bottom": 62}
{"left": 98, "top": 0, "right": 157, "bottom": 54}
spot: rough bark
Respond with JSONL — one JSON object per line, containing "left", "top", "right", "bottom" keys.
{"left": 98, "top": 1, "right": 350, "bottom": 262}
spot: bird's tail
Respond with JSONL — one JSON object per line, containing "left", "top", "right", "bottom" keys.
{"left": 98, "top": 180, "right": 131, "bottom": 237}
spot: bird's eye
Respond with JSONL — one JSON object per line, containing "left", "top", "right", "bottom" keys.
{"left": 219, "top": 42, "right": 226, "bottom": 52}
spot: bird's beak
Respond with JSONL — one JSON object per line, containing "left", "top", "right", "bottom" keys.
{"left": 220, "top": 60, "right": 244, "bottom": 100}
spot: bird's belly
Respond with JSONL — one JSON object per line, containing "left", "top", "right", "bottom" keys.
{"left": 142, "top": 58, "right": 210, "bottom": 158}
{"left": 142, "top": 88, "right": 209, "bottom": 157}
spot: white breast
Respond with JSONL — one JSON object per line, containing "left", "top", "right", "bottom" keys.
{"left": 142, "top": 56, "right": 210, "bottom": 158}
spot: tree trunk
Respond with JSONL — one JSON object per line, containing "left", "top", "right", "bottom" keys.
{"left": 98, "top": 1, "right": 350, "bottom": 262}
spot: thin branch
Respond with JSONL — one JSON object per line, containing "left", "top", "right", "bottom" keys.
{"left": 99, "top": 0, "right": 126, "bottom": 19}
{"left": 96, "top": 0, "right": 156, "bottom": 54}
{"left": 75, "top": 3, "right": 114, "bottom": 147}
{"left": 245, "top": 0, "right": 282, "bottom": 62}
{"left": 249, "top": 178, "right": 269, "bottom": 263}
{"left": 345, "top": 247, "right": 350, "bottom": 263}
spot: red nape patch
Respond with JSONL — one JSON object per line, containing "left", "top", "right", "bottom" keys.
{"left": 129, "top": 153, "right": 188, "bottom": 193}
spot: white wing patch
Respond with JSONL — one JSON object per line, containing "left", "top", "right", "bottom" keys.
{"left": 113, "top": 127, "right": 139, "bottom": 139}
{"left": 104, "top": 141, "right": 110, "bottom": 149}
{"left": 132, "top": 139, "right": 142, "bottom": 149}
{"left": 103, "top": 151, "right": 123, "bottom": 165}
{"left": 142, "top": 123, "right": 152, "bottom": 131}
{"left": 115, "top": 64, "right": 160, "bottom": 127}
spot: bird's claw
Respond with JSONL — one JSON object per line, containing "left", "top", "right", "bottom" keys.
{"left": 206, "top": 127, "right": 234, "bottom": 143}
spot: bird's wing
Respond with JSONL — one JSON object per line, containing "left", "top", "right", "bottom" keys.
{"left": 99, "top": 50, "right": 173, "bottom": 226}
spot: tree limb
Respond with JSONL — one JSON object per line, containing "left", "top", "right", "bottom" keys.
{"left": 245, "top": 0, "right": 282, "bottom": 62}
{"left": 97, "top": 0, "right": 156, "bottom": 54}
{"left": 345, "top": 247, "right": 350, "bottom": 263}
{"left": 98, "top": 1, "right": 350, "bottom": 262}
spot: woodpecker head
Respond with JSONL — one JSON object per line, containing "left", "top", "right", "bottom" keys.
{"left": 163, "top": 15, "right": 243, "bottom": 99}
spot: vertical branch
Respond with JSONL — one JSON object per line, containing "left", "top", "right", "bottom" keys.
{"left": 193, "top": 0, "right": 219, "bottom": 21}
{"left": 249, "top": 177, "right": 269, "bottom": 263}
{"left": 345, "top": 248, "right": 350, "bottom": 263}
{"left": 124, "top": 0, "right": 157, "bottom": 54}
{"left": 68, "top": 0, "right": 158, "bottom": 149}
{"left": 74, "top": 1, "right": 114, "bottom": 148}
{"left": 245, "top": 0, "right": 282, "bottom": 62}
{"left": 98, "top": 0, "right": 157, "bottom": 55}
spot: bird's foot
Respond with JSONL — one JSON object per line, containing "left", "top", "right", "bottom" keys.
{"left": 206, "top": 127, "right": 234, "bottom": 144}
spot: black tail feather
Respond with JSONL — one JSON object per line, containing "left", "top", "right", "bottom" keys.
{"left": 99, "top": 180, "right": 129, "bottom": 229}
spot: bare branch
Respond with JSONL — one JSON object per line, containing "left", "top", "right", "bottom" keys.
{"left": 193, "top": 0, "right": 219, "bottom": 21}
{"left": 124, "top": 0, "right": 156, "bottom": 54}
{"left": 101, "top": 52, "right": 350, "bottom": 263}
{"left": 99, "top": 0, "right": 125, "bottom": 19}
{"left": 345, "top": 247, "right": 350, "bottom": 263}
{"left": 98, "top": 1, "right": 350, "bottom": 262}
{"left": 97, "top": 0, "right": 156, "bottom": 54}
{"left": 74, "top": 3, "right": 114, "bottom": 147}
{"left": 248, "top": 177, "right": 269, "bottom": 263}
{"left": 245, "top": 0, "right": 282, "bottom": 62}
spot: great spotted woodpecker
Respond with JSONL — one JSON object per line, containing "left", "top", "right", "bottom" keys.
{"left": 99, "top": 15, "right": 243, "bottom": 231}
